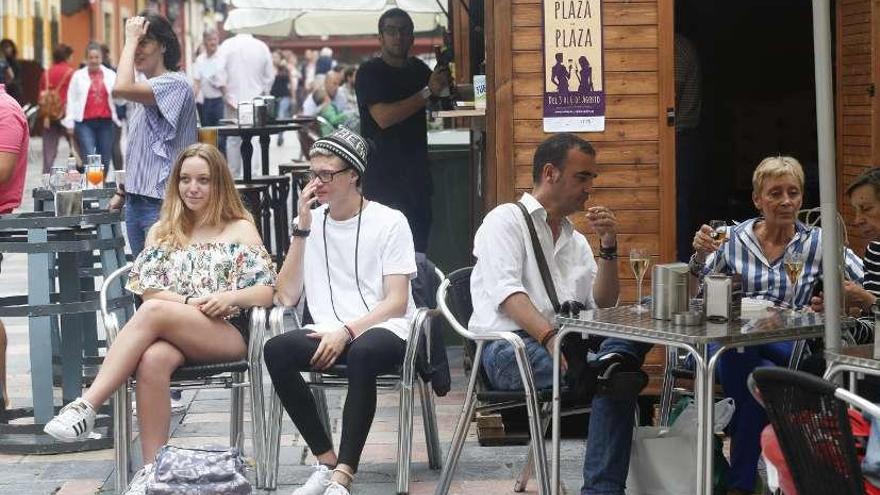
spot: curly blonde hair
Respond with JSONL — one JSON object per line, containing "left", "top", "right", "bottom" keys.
{"left": 152, "top": 144, "right": 252, "bottom": 248}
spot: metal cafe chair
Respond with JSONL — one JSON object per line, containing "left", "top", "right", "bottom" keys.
{"left": 99, "top": 264, "right": 272, "bottom": 491}
{"left": 263, "top": 305, "right": 443, "bottom": 494}
{"left": 748, "top": 367, "right": 880, "bottom": 495}
{"left": 433, "top": 267, "right": 592, "bottom": 495}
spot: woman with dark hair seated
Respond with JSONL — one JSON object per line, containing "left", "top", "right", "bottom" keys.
{"left": 811, "top": 167, "right": 880, "bottom": 316}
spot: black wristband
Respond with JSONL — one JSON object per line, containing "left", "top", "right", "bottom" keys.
{"left": 184, "top": 295, "right": 191, "bottom": 305}
{"left": 114, "top": 191, "right": 125, "bottom": 198}
{"left": 598, "top": 243, "right": 618, "bottom": 260}
{"left": 291, "top": 226, "right": 310, "bottom": 238}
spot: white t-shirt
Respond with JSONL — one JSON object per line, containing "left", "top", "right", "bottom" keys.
{"left": 299, "top": 201, "right": 417, "bottom": 340}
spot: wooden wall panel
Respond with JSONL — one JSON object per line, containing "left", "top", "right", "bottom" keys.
{"left": 836, "top": 0, "right": 879, "bottom": 256}
{"left": 482, "top": 0, "right": 673, "bottom": 304}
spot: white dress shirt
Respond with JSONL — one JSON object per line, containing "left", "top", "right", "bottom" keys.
{"left": 469, "top": 192, "right": 599, "bottom": 335}
{"left": 218, "top": 34, "right": 274, "bottom": 106}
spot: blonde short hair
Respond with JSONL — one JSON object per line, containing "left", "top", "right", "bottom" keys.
{"left": 752, "top": 155, "right": 805, "bottom": 195}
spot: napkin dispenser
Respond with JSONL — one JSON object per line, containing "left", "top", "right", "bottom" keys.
{"left": 704, "top": 274, "right": 743, "bottom": 322}
{"left": 652, "top": 263, "right": 690, "bottom": 320}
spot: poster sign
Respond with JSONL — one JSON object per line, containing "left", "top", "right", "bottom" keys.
{"left": 543, "top": 0, "right": 605, "bottom": 132}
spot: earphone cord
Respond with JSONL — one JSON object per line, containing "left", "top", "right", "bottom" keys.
{"left": 323, "top": 196, "right": 370, "bottom": 324}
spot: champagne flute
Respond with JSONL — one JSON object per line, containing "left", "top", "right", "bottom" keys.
{"left": 783, "top": 251, "right": 805, "bottom": 310}
{"left": 630, "top": 248, "right": 650, "bottom": 314}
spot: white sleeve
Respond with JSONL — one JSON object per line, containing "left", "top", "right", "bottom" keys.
{"left": 381, "top": 211, "right": 418, "bottom": 278}
{"left": 473, "top": 206, "right": 529, "bottom": 311}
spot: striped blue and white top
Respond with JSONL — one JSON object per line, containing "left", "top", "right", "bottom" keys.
{"left": 863, "top": 241, "right": 880, "bottom": 297}
{"left": 700, "top": 218, "right": 864, "bottom": 308}
{"left": 125, "top": 71, "right": 197, "bottom": 199}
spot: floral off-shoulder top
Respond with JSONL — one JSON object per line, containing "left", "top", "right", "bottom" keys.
{"left": 126, "top": 243, "right": 276, "bottom": 303}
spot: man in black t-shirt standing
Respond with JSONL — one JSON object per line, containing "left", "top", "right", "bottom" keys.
{"left": 355, "top": 8, "right": 450, "bottom": 253}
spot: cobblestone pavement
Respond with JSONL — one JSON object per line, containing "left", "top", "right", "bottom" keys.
{"left": 0, "top": 135, "right": 588, "bottom": 494}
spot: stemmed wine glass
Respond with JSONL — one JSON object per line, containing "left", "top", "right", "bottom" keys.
{"left": 708, "top": 220, "right": 728, "bottom": 273}
{"left": 630, "top": 248, "right": 651, "bottom": 314}
{"left": 783, "top": 251, "right": 805, "bottom": 310}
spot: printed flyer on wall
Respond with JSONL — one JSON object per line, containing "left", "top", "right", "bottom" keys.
{"left": 543, "top": 0, "right": 605, "bottom": 132}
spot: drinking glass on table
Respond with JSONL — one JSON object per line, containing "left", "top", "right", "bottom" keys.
{"left": 85, "top": 155, "right": 104, "bottom": 189}
{"left": 630, "top": 248, "right": 650, "bottom": 313}
{"left": 784, "top": 251, "right": 805, "bottom": 309}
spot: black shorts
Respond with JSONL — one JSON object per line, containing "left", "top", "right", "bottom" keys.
{"left": 226, "top": 309, "right": 252, "bottom": 338}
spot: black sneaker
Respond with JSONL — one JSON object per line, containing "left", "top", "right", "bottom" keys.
{"left": 565, "top": 352, "right": 648, "bottom": 403}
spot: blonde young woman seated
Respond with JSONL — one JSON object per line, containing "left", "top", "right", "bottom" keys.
{"left": 43, "top": 143, "right": 276, "bottom": 494}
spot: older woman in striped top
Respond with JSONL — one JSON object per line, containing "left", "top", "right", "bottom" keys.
{"left": 688, "top": 155, "right": 864, "bottom": 495}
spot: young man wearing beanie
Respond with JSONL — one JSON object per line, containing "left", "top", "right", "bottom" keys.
{"left": 266, "top": 127, "right": 417, "bottom": 495}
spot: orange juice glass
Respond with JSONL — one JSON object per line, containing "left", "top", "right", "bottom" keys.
{"left": 87, "top": 168, "right": 104, "bottom": 188}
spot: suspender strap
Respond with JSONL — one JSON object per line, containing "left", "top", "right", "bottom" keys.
{"left": 514, "top": 201, "right": 560, "bottom": 314}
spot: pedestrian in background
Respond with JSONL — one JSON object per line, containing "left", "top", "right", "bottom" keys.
{"left": 192, "top": 29, "right": 226, "bottom": 129}
{"left": 102, "top": 43, "right": 126, "bottom": 172}
{"left": 40, "top": 44, "right": 75, "bottom": 173}
{"left": 218, "top": 32, "right": 274, "bottom": 178}
{"left": 270, "top": 50, "right": 291, "bottom": 145}
{"left": 0, "top": 39, "right": 22, "bottom": 104}
{"left": 64, "top": 42, "right": 121, "bottom": 174}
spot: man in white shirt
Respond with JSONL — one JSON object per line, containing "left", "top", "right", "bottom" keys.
{"left": 192, "top": 30, "right": 226, "bottom": 130}
{"left": 218, "top": 32, "right": 274, "bottom": 177}
{"left": 266, "top": 127, "right": 417, "bottom": 495}
{"left": 470, "top": 133, "right": 650, "bottom": 495}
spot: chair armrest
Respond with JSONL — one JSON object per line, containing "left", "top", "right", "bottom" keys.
{"left": 835, "top": 388, "right": 880, "bottom": 419}
{"left": 268, "top": 304, "right": 301, "bottom": 339}
{"left": 100, "top": 263, "right": 133, "bottom": 345}
{"left": 247, "top": 306, "right": 268, "bottom": 365}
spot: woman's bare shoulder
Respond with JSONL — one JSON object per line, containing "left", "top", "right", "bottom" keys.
{"left": 225, "top": 218, "right": 263, "bottom": 246}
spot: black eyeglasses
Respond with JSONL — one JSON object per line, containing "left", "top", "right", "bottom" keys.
{"left": 307, "top": 168, "right": 350, "bottom": 183}
{"left": 381, "top": 26, "right": 414, "bottom": 37}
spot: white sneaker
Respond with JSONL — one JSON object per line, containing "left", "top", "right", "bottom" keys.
{"left": 124, "top": 463, "right": 154, "bottom": 495}
{"left": 43, "top": 397, "right": 97, "bottom": 442}
{"left": 323, "top": 481, "right": 351, "bottom": 495}
{"left": 291, "top": 464, "right": 333, "bottom": 495}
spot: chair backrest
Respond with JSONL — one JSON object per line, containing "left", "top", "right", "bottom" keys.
{"left": 438, "top": 267, "right": 494, "bottom": 388}
{"left": 442, "top": 267, "right": 474, "bottom": 331}
{"left": 750, "top": 367, "right": 866, "bottom": 495}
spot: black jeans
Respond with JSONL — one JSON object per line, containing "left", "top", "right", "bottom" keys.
{"left": 264, "top": 327, "right": 406, "bottom": 471}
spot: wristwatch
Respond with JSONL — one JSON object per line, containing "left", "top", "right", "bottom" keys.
{"left": 291, "top": 225, "right": 310, "bottom": 238}
{"left": 419, "top": 86, "right": 432, "bottom": 100}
